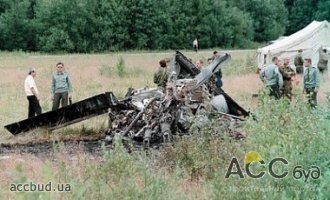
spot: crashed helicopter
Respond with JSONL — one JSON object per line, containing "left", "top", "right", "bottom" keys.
{"left": 4, "top": 51, "right": 250, "bottom": 148}
{"left": 104, "top": 51, "right": 249, "bottom": 147}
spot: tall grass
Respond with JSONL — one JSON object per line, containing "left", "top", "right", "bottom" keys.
{"left": 1, "top": 94, "right": 329, "bottom": 199}
{"left": 158, "top": 94, "right": 330, "bottom": 199}
{"left": 0, "top": 137, "right": 189, "bottom": 200}
{"left": 0, "top": 50, "right": 329, "bottom": 199}
{"left": 222, "top": 52, "right": 257, "bottom": 76}
{"left": 210, "top": 94, "right": 330, "bottom": 199}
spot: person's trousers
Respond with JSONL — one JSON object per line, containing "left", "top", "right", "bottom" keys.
{"left": 268, "top": 85, "right": 281, "bottom": 100}
{"left": 27, "top": 95, "right": 42, "bottom": 118}
{"left": 193, "top": 45, "right": 198, "bottom": 52}
{"left": 281, "top": 81, "right": 293, "bottom": 100}
{"left": 52, "top": 92, "right": 68, "bottom": 110}
{"left": 296, "top": 66, "right": 304, "bottom": 74}
{"left": 305, "top": 88, "right": 317, "bottom": 108}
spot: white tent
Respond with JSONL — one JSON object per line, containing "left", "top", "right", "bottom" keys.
{"left": 257, "top": 20, "right": 330, "bottom": 70}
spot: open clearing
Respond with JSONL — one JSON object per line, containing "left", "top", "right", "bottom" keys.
{"left": 0, "top": 50, "right": 329, "bottom": 199}
{"left": 1, "top": 50, "right": 262, "bottom": 143}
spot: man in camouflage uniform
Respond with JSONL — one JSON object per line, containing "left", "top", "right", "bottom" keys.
{"left": 317, "top": 48, "right": 328, "bottom": 73}
{"left": 279, "top": 58, "right": 296, "bottom": 100}
{"left": 212, "top": 51, "right": 223, "bottom": 89}
{"left": 154, "top": 59, "right": 169, "bottom": 88}
{"left": 294, "top": 49, "right": 304, "bottom": 74}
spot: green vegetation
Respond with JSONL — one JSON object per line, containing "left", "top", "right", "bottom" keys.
{"left": 223, "top": 53, "right": 257, "bottom": 76}
{"left": 0, "top": 0, "right": 329, "bottom": 52}
{"left": 0, "top": 48, "right": 328, "bottom": 199}
{"left": 1, "top": 94, "right": 329, "bottom": 199}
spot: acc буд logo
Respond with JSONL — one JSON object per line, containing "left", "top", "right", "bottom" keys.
{"left": 225, "top": 151, "right": 320, "bottom": 182}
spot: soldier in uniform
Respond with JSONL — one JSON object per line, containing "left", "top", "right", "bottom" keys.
{"left": 303, "top": 58, "right": 320, "bottom": 108}
{"left": 317, "top": 47, "right": 328, "bottom": 73}
{"left": 164, "top": 57, "right": 171, "bottom": 67}
{"left": 153, "top": 59, "right": 169, "bottom": 88}
{"left": 212, "top": 51, "right": 223, "bottom": 89}
{"left": 279, "top": 58, "right": 296, "bottom": 100}
{"left": 294, "top": 49, "right": 304, "bottom": 74}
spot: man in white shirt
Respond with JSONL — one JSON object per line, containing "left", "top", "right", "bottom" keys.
{"left": 193, "top": 38, "right": 198, "bottom": 52}
{"left": 25, "top": 68, "right": 42, "bottom": 118}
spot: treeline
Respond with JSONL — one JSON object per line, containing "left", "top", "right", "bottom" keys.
{"left": 0, "top": 0, "right": 329, "bottom": 53}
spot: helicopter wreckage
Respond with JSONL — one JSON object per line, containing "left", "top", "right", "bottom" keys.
{"left": 5, "top": 51, "right": 250, "bottom": 148}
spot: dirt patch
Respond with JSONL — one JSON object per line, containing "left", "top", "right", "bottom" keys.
{"left": 0, "top": 139, "right": 110, "bottom": 158}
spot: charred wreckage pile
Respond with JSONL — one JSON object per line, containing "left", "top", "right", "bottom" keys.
{"left": 105, "top": 52, "right": 249, "bottom": 147}
{"left": 5, "top": 52, "right": 250, "bottom": 148}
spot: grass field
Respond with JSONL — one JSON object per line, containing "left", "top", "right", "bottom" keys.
{"left": 0, "top": 49, "right": 261, "bottom": 144}
{"left": 0, "top": 50, "right": 329, "bottom": 199}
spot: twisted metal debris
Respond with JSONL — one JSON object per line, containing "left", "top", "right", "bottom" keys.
{"left": 105, "top": 51, "right": 250, "bottom": 148}
{"left": 4, "top": 51, "right": 249, "bottom": 150}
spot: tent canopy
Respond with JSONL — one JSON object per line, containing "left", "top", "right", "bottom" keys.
{"left": 257, "top": 20, "right": 330, "bottom": 69}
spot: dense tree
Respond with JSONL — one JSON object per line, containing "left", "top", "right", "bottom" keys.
{"left": 164, "top": 0, "right": 203, "bottom": 49}
{"left": 285, "top": 0, "right": 329, "bottom": 35}
{"left": 120, "top": 0, "right": 160, "bottom": 49}
{"left": 83, "top": 0, "right": 126, "bottom": 51}
{"left": 0, "top": 0, "right": 36, "bottom": 51}
{"left": 232, "top": 0, "right": 288, "bottom": 41}
{"left": 314, "top": 0, "right": 330, "bottom": 22}
{"left": 35, "top": 0, "right": 92, "bottom": 52}
{"left": 286, "top": 0, "right": 318, "bottom": 34}
{"left": 0, "top": 0, "right": 327, "bottom": 52}
{"left": 207, "top": 1, "right": 254, "bottom": 48}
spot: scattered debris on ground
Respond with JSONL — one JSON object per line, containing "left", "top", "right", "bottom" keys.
{"left": 3, "top": 51, "right": 250, "bottom": 154}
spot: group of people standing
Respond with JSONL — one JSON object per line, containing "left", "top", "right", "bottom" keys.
{"left": 153, "top": 51, "right": 223, "bottom": 93}
{"left": 259, "top": 55, "right": 320, "bottom": 108}
{"left": 24, "top": 62, "right": 73, "bottom": 118}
